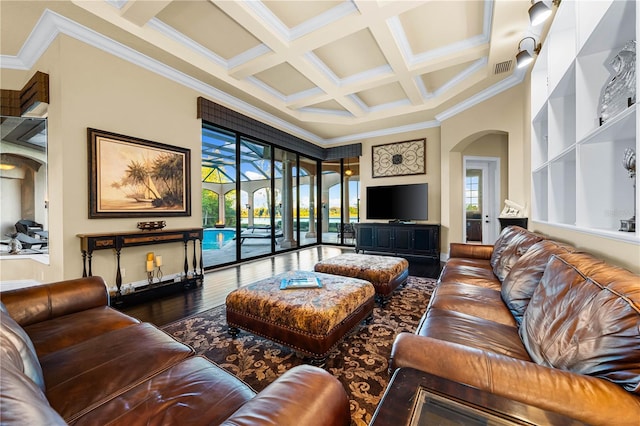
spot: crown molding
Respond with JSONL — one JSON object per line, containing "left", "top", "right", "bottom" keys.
{"left": 147, "top": 18, "right": 227, "bottom": 69}
{"left": 325, "top": 119, "right": 441, "bottom": 145}
{"left": 435, "top": 67, "right": 526, "bottom": 122}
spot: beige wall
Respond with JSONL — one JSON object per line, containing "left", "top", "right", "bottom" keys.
{"left": 1, "top": 36, "right": 203, "bottom": 285}
{"left": 353, "top": 127, "right": 442, "bottom": 227}
{"left": 462, "top": 132, "right": 509, "bottom": 211}
{"left": 440, "top": 84, "right": 528, "bottom": 253}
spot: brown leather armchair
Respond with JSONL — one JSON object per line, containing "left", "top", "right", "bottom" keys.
{"left": 1, "top": 277, "right": 350, "bottom": 425}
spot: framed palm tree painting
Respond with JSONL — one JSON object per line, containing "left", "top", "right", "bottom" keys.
{"left": 88, "top": 128, "right": 191, "bottom": 218}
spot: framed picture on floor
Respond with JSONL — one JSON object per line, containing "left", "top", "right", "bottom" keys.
{"left": 88, "top": 128, "right": 191, "bottom": 218}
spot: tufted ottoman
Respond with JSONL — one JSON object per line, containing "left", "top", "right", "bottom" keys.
{"left": 226, "top": 271, "right": 375, "bottom": 365}
{"left": 314, "top": 253, "right": 409, "bottom": 305}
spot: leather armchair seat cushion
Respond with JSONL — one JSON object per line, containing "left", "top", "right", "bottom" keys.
{"left": 72, "top": 356, "right": 256, "bottom": 426}
{"left": 0, "top": 302, "right": 45, "bottom": 390}
{"left": 520, "top": 252, "right": 640, "bottom": 395}
{"left": 41, "top": 323, "right": 194, "bottom": 422}
{"left": 0, "top": 359, "right": 66, "bottom": 426}
{"left": 490, "top": 226, "right": 544, "bottom": 282}
{"left": 501, "top": 240, "right": 577, "bottom": 325}
{"left": 25, "top": 306, "right": 139, "bottom": 358}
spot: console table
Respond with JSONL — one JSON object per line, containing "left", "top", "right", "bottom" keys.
{"left": 77, "top": 228, "right": 204, "bottom": 304}
{"left": 354, "top": 223, "right": 440, "bottom": 259}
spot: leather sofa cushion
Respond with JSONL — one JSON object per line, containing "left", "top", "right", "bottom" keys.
{"left": 438, "top": 257, "right": 501, "bottom": 290}
{"left": 41, "top": 322, "right": 194, "bottom": 422}
{"left": 430, "top": 282, "right": 517, "bottom": 326}
{"left": 25, "top": 306, "right": 139, "bottom": 358}
{"left": 490, "top": 226, "right": 544, "bottom": 282}
{"left": 501, "top": 240, "right": 576, "bottom": 325}
{"left": 0, "top": 357, "right": 66, "bottom": 426}
{"left": 520, "top": 252, "right": 640, "bottom": 395}
{"left": 72, "top": 356, "right": 255, "bottom": 426}
{"left": 0, "top": 302, "right": 45, "bottom": 391}
{"left": 417, "top": 307, "right": 531, "bottom": 361}
{"left": 0, "top": 276, "right": 109, "bottom": 326}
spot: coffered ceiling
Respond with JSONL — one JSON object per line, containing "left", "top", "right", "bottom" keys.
{"left": 0, "top": 1, "right": 540, "bottom": 144}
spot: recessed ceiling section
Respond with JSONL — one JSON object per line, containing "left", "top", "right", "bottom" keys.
{"left": 420, "top": 60, "right": 478, "bottom": 94}
{"left": 312, "top": 28, "right": 387, "bottom": 80}
{"left": 253, "top": 62, "right": 316, "bottom": 97}
{"left": 306, "top": 99, "right": 349, "bottom": 112}
{"left": 157, "top": 0, "right": 261, "bottom": 60}
{"left": 356, "top": 82, "right": 408, "bottom": 109}
{"left": 263, "top": 0, "right": 345, "bottom": 29}
{"left": 398, "top": 1, "right": 486, "bottom": 56}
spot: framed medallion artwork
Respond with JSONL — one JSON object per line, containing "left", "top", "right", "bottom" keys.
{"left": 88, "top": 128, "right": 191, "bottom": 218}
{"left": 372, "top": 138, "right": 426, "bottom": 178}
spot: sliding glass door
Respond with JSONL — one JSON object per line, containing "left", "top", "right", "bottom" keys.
{"left": 202, "top": 123, "right": 324, "bottom": 269}
{"left": 299, "top": 155, "right": 318, "bottom": 247}
{"left": 239, "top": 137, "right": 273, "bottom": 260}
{"left": 202, "top": 127, "right": 237, "bottom": 267}
{"left": 320, "top": 157, "right": 359, "bottom": 245}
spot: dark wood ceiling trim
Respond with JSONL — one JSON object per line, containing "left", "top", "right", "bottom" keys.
{"left": 1, "top": 71, "right": 49, "bottom": 117}
{"left": 197, "top": 97, "right": 361, "bottom": 160}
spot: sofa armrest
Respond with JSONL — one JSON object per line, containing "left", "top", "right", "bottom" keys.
{"left": 449, "top": 243, "right": 493, "bottom": 259}
{"left": 222, "top": 365, "right": 350, "bottom": 426}
{"left": 0, "top": 276, "right": 109, "bottom": 326}
{"left": 389, "top": 333, "right": 640, "bottom": 426}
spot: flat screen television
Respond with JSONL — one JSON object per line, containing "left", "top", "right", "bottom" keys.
{"left": 366, "top": 183, "right": 428, "bottom": 221}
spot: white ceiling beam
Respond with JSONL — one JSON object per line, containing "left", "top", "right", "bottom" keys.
{"left": 120, "top": 0, "right": 172, "bottom": 26}
{"left": 354, "top": 1, "right": 422, "bottom": 105}
{"left": 215, "top": 0, "right": 365, "bottom": 118}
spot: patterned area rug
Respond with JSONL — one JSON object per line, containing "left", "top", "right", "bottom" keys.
{"left": 163, "top": 276, "right": 436, "bottom": 426}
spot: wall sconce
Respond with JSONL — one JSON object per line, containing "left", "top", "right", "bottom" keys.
{"left": 528, "top": 0, "right": 552, "bottom": 26}
{"left": 516, "top": 37, "right": 541, "bottom": 69}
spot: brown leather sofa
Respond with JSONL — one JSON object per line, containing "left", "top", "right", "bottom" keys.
{"left": 0, "top": 276, "right": 350, "bottom": 425}
{"left": 389, "top": 226, "right": 640, "bottom": 425}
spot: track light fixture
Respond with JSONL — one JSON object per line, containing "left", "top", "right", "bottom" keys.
{"left": 528, "top": 0, "right": 561, "bottom": 26}
{"left": 528, "top": 1, "right": 551, "bottom": 26}
{"left": 516, "top": 37, "right": 541, "bottom": 69}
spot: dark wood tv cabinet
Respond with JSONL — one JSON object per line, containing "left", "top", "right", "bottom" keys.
{"left": 354, "top": 223, "right": 440, "bottom": 259}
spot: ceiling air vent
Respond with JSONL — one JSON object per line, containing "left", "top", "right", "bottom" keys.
{"left": 494, "top": 60, "right": 513, "bottom": 74}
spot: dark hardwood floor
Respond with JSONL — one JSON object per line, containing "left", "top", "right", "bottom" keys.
{"left": 118, "top": 245, "right": 442, "bottom": 327}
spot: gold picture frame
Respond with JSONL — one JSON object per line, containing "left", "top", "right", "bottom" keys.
{"left": 88, "top": 128, "right": 191, "bottom": 218}
{"left": 372, "top": 138, "right": 426, "bottom": 178}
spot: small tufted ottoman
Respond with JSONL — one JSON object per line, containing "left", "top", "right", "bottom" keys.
{"left": 226, "top": 271, "right": 375, "bottom": 365}
{"left": 314, "top": 253, "right": 409, "bottom": 305}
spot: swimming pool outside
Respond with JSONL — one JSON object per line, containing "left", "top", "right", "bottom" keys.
{"left": 202, "top": 228, "right": 236, "bottom": 250}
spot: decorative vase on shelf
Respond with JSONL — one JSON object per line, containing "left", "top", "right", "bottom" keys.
{"left": 620, "top": 148, "right": 636, "bottom": 232}
{"left": 599, "top": 40, "right": 636, "bottom": 126}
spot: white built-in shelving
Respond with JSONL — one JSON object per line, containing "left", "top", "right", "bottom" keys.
{"left": 531, "top": 0, "right": 639, "bottom": 243}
